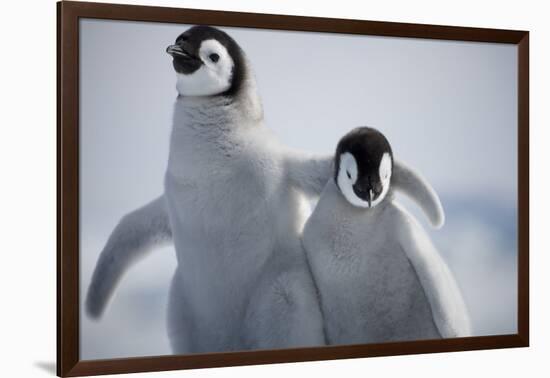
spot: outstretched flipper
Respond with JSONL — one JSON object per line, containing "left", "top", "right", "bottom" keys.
{"left": 285, "top": 151, "right": 445, "bottom": 228}
{"left": 392, "top": 159, "right": 445, "bottom": 229}
{"left": 284, "top": 149, "right": 334, "bottom": 197}
{"left": 85, "top": 196, "right": 172, "bottom": 319}
{"left": 394, "top": 202, "right": 471, "bottom": 337}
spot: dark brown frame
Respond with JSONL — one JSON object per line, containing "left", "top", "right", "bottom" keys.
{"left": 57, "top": 1, "right": 529, "bottom": 376}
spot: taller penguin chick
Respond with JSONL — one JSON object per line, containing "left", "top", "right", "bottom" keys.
{"left": 303, "top": 127, "right": 471, "bottom": 345}
{"left": 161, "top": 25, "right": 329, "bottom": 353}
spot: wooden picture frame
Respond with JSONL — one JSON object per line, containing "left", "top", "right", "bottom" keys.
{"left": 57, "top": 1, "right": 529, "bottom": 376}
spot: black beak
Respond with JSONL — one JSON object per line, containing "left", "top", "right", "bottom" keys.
{"left": 353, "top": 176, "right": 375, "bottom": 208}
{"left": 166, "top": 44, "right": 191, "bottom": 58}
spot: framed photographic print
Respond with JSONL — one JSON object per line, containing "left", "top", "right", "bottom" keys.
{"left": 57, "top": 1, "right": 529, "bottom": 376}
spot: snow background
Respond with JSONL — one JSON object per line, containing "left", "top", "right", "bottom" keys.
{"left": 79, "top": 19, "right": 517, "bottom": 360}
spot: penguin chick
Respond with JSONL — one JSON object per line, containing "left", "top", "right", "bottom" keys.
{"left": 303, "top": 127, "right": 471, "bottom": 345}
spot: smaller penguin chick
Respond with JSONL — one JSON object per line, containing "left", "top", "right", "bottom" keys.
{"left": 335, "top": 127, "right": 393, "bottom": 208}
{"left": 303, "top": 126, "right": 470, "bottom": 345}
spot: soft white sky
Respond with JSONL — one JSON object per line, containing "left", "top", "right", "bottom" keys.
{"left": 79, "top": 19, "right": 518, "bottom": 360}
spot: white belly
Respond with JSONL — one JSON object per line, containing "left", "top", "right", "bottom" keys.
{"left": 303, "top": 183, "right": 440, "bottom": 345}
{"left": 164, "top": 135, "right": 315, "bottom": 352}
{"left": 162, "top": 95, "right": 326, "bottom": 353}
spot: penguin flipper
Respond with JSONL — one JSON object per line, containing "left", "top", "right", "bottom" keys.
{"left": 393, "top": 203, "right": 471, "bottom": 338}
{"left": 85, "top": 195, "right": 172, "bottom": 319}
{"left": 285, "top": 150, "right": 333, "bottom": 197}
{"left": 392, "top": 159, "right": 445, "bottom": 229}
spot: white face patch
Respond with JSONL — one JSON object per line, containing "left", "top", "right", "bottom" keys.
{"left": 336, "top": 152, "right": 365, "bottom": 208}
{"left": 176, "top": 39, "right": 235, "bottom": 96}
{"left": 370, "top": 152, "right": 392, "bottom": 207}
{"left": 336, "top": 152, "right": 392, "bottom": 208}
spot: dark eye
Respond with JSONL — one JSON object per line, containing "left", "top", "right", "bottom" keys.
{"left": 209, "top": 53, "right": 220, "bottom": 63}
{"left": 346, "top": 171, "right": 352, "bottom": 179}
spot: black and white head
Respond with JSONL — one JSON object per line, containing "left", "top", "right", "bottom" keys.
{"left": 166, "top": 26, "right": 245, "bottom": 97}
{"left": 335, "top": 127, "right": 393, "bottom": 208}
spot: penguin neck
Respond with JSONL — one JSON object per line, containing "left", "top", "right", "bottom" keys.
{"left": 172, "top": 61, "right": 264, "bottom": 137}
